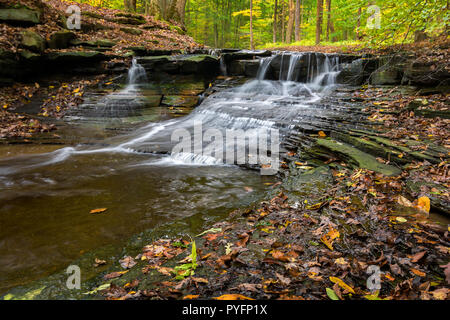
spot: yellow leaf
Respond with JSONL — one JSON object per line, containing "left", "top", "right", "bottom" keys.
{"left": 2, "top": 104, "right": 7, "bottom": 109}
{"left": 329, "top": 276, "right": 355, "bottom": 294}
{"left": 415, "top": 196, "right": 430, "bottom": 213}
{"left": 213, "top": 294, "right": 254, "bottom": 300}
{"left": 396, "top": 217, "right": 407, "bottom": 223}
{"left": 321, "top": 227, "right": 340, "bottom": 250}
{"left": 90, "top": 208, "right": 108, "bottom": 214}
{"left": 318, "top": 131, "right": 327, "bottom": 137}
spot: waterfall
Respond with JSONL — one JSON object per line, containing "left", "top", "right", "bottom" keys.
{"left": 255, "top": 52, "right": 340, "bottom": 86}
{"left": 256, "top": 56, "right": 274, "bottom": 80}
{"left": 127, "top": 58, "right": 148, "bottom": 85}
{"left": 310, "top": 55, "right": 340, "bottom": 87}
{"left": 286, "top": 53, "right": 303, "bottom": 81}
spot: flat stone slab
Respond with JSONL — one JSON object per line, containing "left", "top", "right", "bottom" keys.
{"left": 315, "top": 138, "right": 402, "bottom": 176}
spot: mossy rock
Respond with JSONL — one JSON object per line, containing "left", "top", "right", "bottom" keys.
{"left": 20, "top": 30, "right": 45, "bottom": 53}
{"left": 47, "top": 31, "right": 76, "bottom": 49}
{"left": 120, "top": 27, "right": 143, "bottom": 36}
{"left": 315, "top": 138, "right": 402, "bottom": 176}
{"left": 112, "top": 16, "right": 145, "bottom": 25}
{"left": 0, "top": 8, "right": 41, "bottom": 25}
{"left": 71, "top": 39, "right": 117, "bottom": 48}
{"left": 19, "top": 49, "right": 41, "bottom": 61}
{"left": 45, "top": 51, "right": 106, "bottom": 63}
{"left": 115, "top": 12, "right": 145, "bottom": 20}
{"left": 169, "top": 25, "right": 185, "bottom": 35}
{"left": 82, "top": 11, "right": 104, "bottom": 19}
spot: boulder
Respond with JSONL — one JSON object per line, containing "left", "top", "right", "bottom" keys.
{"left": 71, "top": 39, "right": 116, "bottom": 48}
{"left": 45, "top": 51, "right": 107, "bottom": 64}
{"left": 370, "top": 69, "right": 400, "bottom": 85}
{"left": 112, "top": 15, "right": 146, "bottom": 25}
{"left": 178, "top": 55, "right": 220, "bottom": 75}
{"left": 47, "top": 31, "right": 76, "bottom": 49}
{"left": 336, "top": 58, "right": 378, "bottom": 85}
{"left": 21, "top": 30, "right": 45, "bottom": 53}
{"left": 402, "top": 61, "right": 450, "bottom": 86}
{"left": 0, "top": 7, "right": 41, "bottom": 25}
{"left": 228, "top": 60, "right": 259, "bottom": 77}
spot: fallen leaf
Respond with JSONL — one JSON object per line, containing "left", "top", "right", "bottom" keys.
{"left": 213, "top": 294, "right": 254, "bottom": 300}
{"left": 411, "top": 268, "right": 426, "bottom": 277}
{"left": 416, "top": 196, "right": 430, "bottom": 213}
{"left": 104, "top": 270, "right": 128, "bottom": 280}
{"left": 183, "top": 295, "right": 199, "bottom": 300}
{"left": 326, "top": 288, "right": 339, "bottom": 300}
{"left": 410, "top": 251, "right": 427, "bottom": 263}
{"left": 90, "top": 208, "right": 107, "bottom": 214}
{"left": 119, "top": 256, "right": 136, "bottom": 269}
{"left": 329, "top": 276, "right": 355, "bottom": 294}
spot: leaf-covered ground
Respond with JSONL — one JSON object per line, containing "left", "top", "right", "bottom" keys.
{"left": 1, "top": 0, "right": 200, "bottom": 54}
{"left": 83, "top": 86, "right": 449, "bottom": 301}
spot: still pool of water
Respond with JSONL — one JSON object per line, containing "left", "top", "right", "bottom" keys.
{"left": 0, "top": 142, "right": 274, "bottom": 293}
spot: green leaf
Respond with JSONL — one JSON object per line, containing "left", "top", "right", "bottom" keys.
{"left": 82, "top": 283, "right": 111, "bottom": 295}
{"left": 326, "top": 288, "right": 340, "bottom": 300}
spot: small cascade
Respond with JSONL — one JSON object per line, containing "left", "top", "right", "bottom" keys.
{"left": 286, "top": 53, "right": 303, "bottom": 81}
{"left": 127, "top": 58, "right": 148, "bottom": 85}
{"left": 256, "top": 56, "right": 274, "bottom": 80}
{"left": 310, "top": 55, "right": 340, "bottom": 87}
{"left": 254, "top": 52, "right": 340, "bottom": 86}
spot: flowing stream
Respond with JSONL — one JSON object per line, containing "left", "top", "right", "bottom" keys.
{"left": 0, "top": 53, "right": 347, "bottom": 293}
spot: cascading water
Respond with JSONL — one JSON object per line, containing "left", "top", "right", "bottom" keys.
{"left": 67, "top": 59, "right": 150, "bottom": 119}
{"left": 2, "top": 52, "right": 344, "bottom": 170}
{"left": 0, "top": 52, "right": 354, "bottom": 293}
{"left": 127, "top": 58, "right": 148, "bottom": 84}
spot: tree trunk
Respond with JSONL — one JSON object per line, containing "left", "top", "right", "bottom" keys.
{"left": 356, "top": 7, "right": 361, "bottom": 40}
{"left": 273, "top": 0, "right": 278, "bottom": 43}
{"left": 295, "top": 0, "right": 300, "bottom": 42}
{"left": 124, "top": 0, "right": 131, "bottom": 11}
{"left": 250, "top": 0, "right": 254, "bottom": 49}
{"left": 315, "top": 0, "right": 323, "bottom": 45}
{"left": 286, "top": 0, "right": 294, "bottom": 43}
{"left": 281, "top": 0, "right": 285, "bottom": 42}
{"left": 326, "top": 0, "right": 331, "bottom": 41}
{"left": 176, "top": 0, "right": 187, "bottom": 26}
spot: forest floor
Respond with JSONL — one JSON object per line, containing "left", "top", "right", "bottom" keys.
{"left": 84, "top": 87, "right": 450, "bottom": 301}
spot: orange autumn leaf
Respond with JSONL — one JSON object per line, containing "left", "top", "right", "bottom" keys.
{"left": 411, "top": 268, "right": 426, "bottom": 277}
{"left": 415, "top": 196, "right": 430, "bottom": 213}
{"left": 318, "top": 131, "right": 327, "bottom": 137}
{"left": 90, "top": 208, "right": 107, "bottom": 214}
{"left": 320, "top": 227, "right": 340, "bottom": 250}
{"left": 183, "top": 295, "right": 200, "bottom": 300}
{"left": 213, "top": 294, "right": 254, "bottom": 300}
